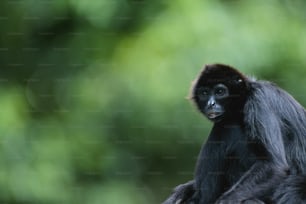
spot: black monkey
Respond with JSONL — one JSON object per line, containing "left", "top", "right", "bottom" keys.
{"left": 163, "top": 64, "right": 306, "bottom": 204}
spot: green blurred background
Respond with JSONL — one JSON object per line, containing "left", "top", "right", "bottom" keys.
{"left": 1, "top": 0, "right": 306, "bottom": 203}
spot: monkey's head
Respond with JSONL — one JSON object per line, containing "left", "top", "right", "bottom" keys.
{"left": 190, "top": 64, "right": 249, "bottom": 122}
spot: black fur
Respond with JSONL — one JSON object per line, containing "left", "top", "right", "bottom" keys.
{"left": 163, "top": 64, "right": 306, "bottom": 204}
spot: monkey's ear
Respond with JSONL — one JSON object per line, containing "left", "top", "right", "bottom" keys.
{"left": 235, "top": 78, "right": 244, "bottom": 84}
{"left": 187, "top": 79, "right": 202, "bottom": 113}
{"left": 187, "top": 78, "right": 198, "bottom": 101}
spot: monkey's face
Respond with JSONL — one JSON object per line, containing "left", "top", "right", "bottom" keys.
{"left": 195, "top": 83, "right": 229, "bottom": 122}
{"left": 190, "top": 64, "right": 248, "bottom": 123}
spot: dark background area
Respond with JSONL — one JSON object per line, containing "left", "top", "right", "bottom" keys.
{"left": 1, "top": 0, "right": 306, "bottom": 203}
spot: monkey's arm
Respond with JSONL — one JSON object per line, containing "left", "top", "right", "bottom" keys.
{"left": 215, "top": 161, "right": 287, "bottom": 203}
{"left": 163, "top": 133, "right": 226, "bottom": 204}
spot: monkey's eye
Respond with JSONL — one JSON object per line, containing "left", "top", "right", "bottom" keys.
{"left": 196, "top": 87, "right": 210, "bottom": 100}
{"left": 202, "top": 90, "right": 209, "bottom": 96}
{"left": 215, "top": 88, "right": 226, "bottom": 96}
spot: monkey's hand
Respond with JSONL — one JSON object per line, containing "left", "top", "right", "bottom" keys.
{"left": 162, "top": 180, "right": 195, "bottom": 204}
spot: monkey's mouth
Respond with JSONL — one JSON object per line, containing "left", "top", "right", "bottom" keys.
{"left": 207, "top": 111, "right": 223, "bottom": 119}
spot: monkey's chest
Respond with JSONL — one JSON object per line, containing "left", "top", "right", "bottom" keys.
{"left": 222, "top": 127, "right": 257, "bottom": 186}
{"left": 224, "top": 139, "right": 257, "bottom": 187}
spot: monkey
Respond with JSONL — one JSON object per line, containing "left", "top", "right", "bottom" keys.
{"left": 163, "top": 64, "right": 306, "bottom": 204}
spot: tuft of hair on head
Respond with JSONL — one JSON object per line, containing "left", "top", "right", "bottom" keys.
{"left": 201, "top": 64, "right": 247, "bottom": 83}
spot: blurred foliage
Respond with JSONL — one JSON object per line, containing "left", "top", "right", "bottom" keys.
{"left": 1, "top": 0, "right": 306, "bottom": 203}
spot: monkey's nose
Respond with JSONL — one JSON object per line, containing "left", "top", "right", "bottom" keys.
{"left": 207, "top": 99, "right": 216, "bottom": 107}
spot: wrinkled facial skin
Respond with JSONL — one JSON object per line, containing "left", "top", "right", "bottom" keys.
{"left": 195, "top": 83, "right": 229, "bottom": 122}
